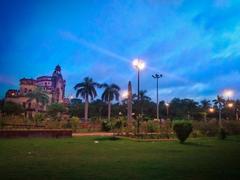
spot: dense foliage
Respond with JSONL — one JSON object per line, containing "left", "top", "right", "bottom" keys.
{"left": 173, "top": 120, "right": 193, "bottom": 143}
{"left": 47, "top": 103, "right": 66, "bottom": 119}
{"left": 2, "top": 102, "right": 24, "bottom": 115}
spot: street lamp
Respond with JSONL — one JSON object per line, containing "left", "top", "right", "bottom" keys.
{"left": 152, "top": 73, "right": 163, "bottom": 120}
{"left": 223, "top": 89, "right": 234, "bottom": 99}
{"left": 209, "top": 107, "right": 215, "bottom": 113}
{"left": 227, "top": 102, "right": 234, "bottom": 108}
{"left": 132, "top": 58, "right": 145, "bottom": 134}
{"left": 121, "top": 90, "right": 128, "bottom": 99}
{"left": 132, "top": 58, "right": 145, "bottom": 101}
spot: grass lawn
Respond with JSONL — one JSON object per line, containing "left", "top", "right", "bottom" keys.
{"left": 0, "top": 136, "right": 240, "bottom": 180}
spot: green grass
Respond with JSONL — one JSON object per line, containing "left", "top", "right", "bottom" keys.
{"left": 0, "top": 136, "right": 240, "bottom": 180}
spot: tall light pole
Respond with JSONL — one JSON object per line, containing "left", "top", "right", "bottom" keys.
{"left": 132, "top": 58, "right": 145, "bottom": 134}
{"left": 132, "top": 59, "right": 145, "bottom": 101}
{"left": 152, "top": 74, "right": 163, "bottom": 120}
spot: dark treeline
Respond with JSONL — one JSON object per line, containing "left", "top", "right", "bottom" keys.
{"left": 68, "top": 96, "right": 240, "bottom": 121}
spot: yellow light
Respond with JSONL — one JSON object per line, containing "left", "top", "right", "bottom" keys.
{"left": 223, "top": 89, "right": 234, "bottom": 99}
{"left": 121, "top": 90, "right": 128, "bottom": 99}
{"left": 227, "top": 103, "right": 234, "bottom": 108}
{"left": 209, "top": 108, "right": 215, "bottom": 113}
{"left": 132, "top": 58, "right": 145, "bottom": 70}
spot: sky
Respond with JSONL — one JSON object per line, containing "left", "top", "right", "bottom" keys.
{"left": 0, "top": 0, "right": 240, "bottom": 101}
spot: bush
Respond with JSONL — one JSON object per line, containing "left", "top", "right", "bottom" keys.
{"left": 34, "top": 113, "right": 45, "bottom": 125}
{"left": 173, "top": 120, "right": 193, "bottom": 143}
{"left": 2, "top": 102, "right": 24, "bottom": 116}
{"left": 147, "top": 120, "right": 158, "bottom": 133}
{"left": 223, "top": 121, "right": 240, "bottom": 135}
{"left": 47, "top": 103, "right": 65, "bottom": 119}
{"left": 218, "top": 128, "right": 226, "bottom": 140}
{"left": 192, "top": 121, "right": 218, "bottom": 137}
{"left": 70, "top": 116, "right": 79, "bottom": 132}
{"left": 101, "top": 120, "right": 112, "bottom": 132}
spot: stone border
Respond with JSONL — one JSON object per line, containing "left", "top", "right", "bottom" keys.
{"left": 0, "top": 129, "right": 72, "bottom": 138}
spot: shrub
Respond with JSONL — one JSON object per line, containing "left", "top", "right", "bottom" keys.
{"left": 101, "top": 120, "right": 112, "bottom": 132}
{"left": 192, "top": 121, "right": 218, "bottom": 137}
{"left": 70, "top": 116, "right": 79, "bottom": 132}
{"left": 173, "top": 120, "right": 193, "bottom": 143}
{"left": 223, "top": 121, "right": 240, "bottom": 135}
{"left": 34, "top": 113, "right": 45, "bottom": 125}
{"left": 147, "top": 120, "right": 158, "bottom": 133}
{"left": 2, "top": 102, "right": 24, "bottom": 116}
{"left": 218, "top": 128, "right": 226, "bottom": 140}
{"left": 47, "top": 103, "right": 65, "bottom": 119}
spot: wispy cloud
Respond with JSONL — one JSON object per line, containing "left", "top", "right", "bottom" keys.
{"left": 60, "top": 31, "right": 130, "bottom": 63}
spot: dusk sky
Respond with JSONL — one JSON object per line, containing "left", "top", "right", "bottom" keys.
{"left": 1, "top": 0, "right": 240, "bottom": 101}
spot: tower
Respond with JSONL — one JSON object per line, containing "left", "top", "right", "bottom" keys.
{"left": 51, "top": 65, "right": 66, "bottom": 103}
{"left": 127, "top": 81, "right": 132, "bottom": 122}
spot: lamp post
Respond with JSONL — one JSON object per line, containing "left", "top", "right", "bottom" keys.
{"left": 152, "top": 74, "right": 163, "bottom": 120}
{"left": 132, "top": 58, "right": 145, "bottom": 134}
{"left": 236, "top": 108, "right": 239, "bottom": 121}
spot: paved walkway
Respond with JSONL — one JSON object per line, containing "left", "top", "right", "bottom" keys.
{"left": 73, "top": 132, "right": 114, "bottom": 137}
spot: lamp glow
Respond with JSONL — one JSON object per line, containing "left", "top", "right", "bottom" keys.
{"left": 209, "top": 108, "right": 215, "bottom": 113}
{"left": 132, "top": 58, "right": 145, "bottom": 70}
{"left": 121, "top": 90, "right": 128, "bottom": 99}
{"left": 223, "top": 89, "right": 234, "bottom": 99}
{"left": 227, "top": 103, "right": 234, "bottom": 108}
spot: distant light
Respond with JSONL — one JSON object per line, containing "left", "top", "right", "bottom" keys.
{"left": 132, "top": 58, "right": 145, "bottom": 70}
{"left": 69, "top": 95, "right": 74, "bottom": 99}
{"left": 165, "top": 102, "right": 169, "bottom": 107}
{"left": 227, "top": 103, "right": 234, "bottom": 108}
{"left": 209, "top": 108, "right": 215, "bottom": 113}
{"left": 223, "top": 89, "right": 234, "bottom": 99}
{"left": 121, "top": 90, "right": 128, "bottom": 99}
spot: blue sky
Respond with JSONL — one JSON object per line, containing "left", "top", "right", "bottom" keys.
{"left": 0, "top": 0, "right": 240, "bottom": 101}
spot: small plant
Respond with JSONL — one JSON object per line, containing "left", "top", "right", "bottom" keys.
{"left": 218, "top": 128, "right": 226, "bottom": 140}
{"left": 173, "top": 120, "right": 193, "bottom": 143}
{"left": 147, "top": 120, "right": 158, "bottom": 133}
{"left": 70, "top": 116, "right": 80, "bottom": 132}
{"left": 34, "top": 113, "right": 45, "bottom": 126}
{"left": 101, "top": 120, "right": 112, "bottom": 132}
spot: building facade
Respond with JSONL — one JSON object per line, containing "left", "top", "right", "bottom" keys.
{"left": 5, "top": 65, "right": 66, "bottom": 117}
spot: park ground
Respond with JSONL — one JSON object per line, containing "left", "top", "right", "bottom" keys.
{"left": 0, "top": 136, "right": 240, "bottom": 180}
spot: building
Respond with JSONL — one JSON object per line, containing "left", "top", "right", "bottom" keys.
{"left": 5, "top": 65, "right": 66, "bottom": 117}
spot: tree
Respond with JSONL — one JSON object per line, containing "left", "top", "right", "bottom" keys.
{"left": 47, "top": 103, "right": 66, "bottom": 119}
{"left": 200, "top": 99, "right": 211, "bottom": 123}
{"left": 26, "top": 87, "right": 49, "bottom": 112}
{"left": 2, "top": 101, "right": 24, "bottom": 116}
{"left": 74, "top": 77, "right": 99, "bottom": 121}
{"left": 213, "top": 95, "right": 225, "bottom": 127}
{"left": 101, "top": 83, "right": 120, "bottom": 121}
{"left": 133, "top": 90, "right": 151, "bottom": 116}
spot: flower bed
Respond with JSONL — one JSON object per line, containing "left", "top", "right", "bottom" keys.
{"left": 0, "top": 129, "right": 72, "bottom": 138}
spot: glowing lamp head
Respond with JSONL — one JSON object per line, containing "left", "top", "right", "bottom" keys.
{"left": 165, "top": 103, "right": 169, "bottom": 107}
{"left": 223, "top": 89, "right": 234, "bottom": 99}
{"left": 227, "top": 103, "right": 234, "bottom": 108}
{"left": 209, "top": 108, "right": 215, "bottom": 113}
{"left": 132, "top": 58, "right": 145, "bottom": 70}
{"left": 121, "top": 90, "right": 129, "bottom": 99}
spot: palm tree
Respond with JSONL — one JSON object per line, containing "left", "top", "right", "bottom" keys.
{"left": 26, "top": 87, "right": 49, "bottom": 112}
{"left": 101, "top": 83, "right": 120, "bottom": 121}
{"left": 74, "top": 77, "right": 99, "bottom": 121}
{"left": 213, "top": 95, "right": 225, "bottom": 127}
{"left": 133, "top": 90, "right": 151, "bottom": 116}
{"left": 200, "top": 99, "right": 211, "bottom": 123}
